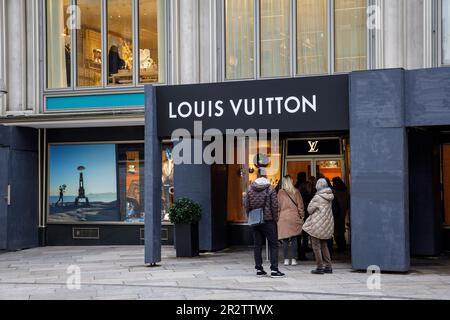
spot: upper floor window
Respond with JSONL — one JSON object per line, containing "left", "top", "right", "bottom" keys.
{"left": 224, "top": 0, "right": 368, "bottom": 80}
{"left": 443, "top": 0, "right": 450, "bottom": 65}
{"left": 46, "top": 0, "right": 166, "bottom": 90}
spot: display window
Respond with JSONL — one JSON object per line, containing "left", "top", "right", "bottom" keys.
{"left": 48, "top": 143, "right": 145, "bottom": 223}
{"left": 224, "top": 0, "right": 368, "bottom": 80}
{"left": 47, "top": 0, "right": 72, "bottom": 89}
{"left": 161, "top": 144, "right": 174, "bottom": 222}
{"left": 45, "top": 0, "right": 166, "bottom": 90}
{"left": 226, "top": 139, "right": 281, "bottom": 223}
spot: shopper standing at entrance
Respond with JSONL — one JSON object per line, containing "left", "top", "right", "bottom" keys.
{"left": 297, "top": 180, "right": 314, "bottom": 260}
{"left": 332, "top": 177, "right": 349, "bottom": 252}
{"left": 277, "top": 176, "right": 305, "bottom": 266}
{"left": 303, "top": 178, "right": 335, "bottom": 275}
{"left": 245, "top": 169, "right": 285, "bottom": 278}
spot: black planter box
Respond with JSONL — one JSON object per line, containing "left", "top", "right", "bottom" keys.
{"left": 174, "top": 224, "right": 199, "bottom": 257}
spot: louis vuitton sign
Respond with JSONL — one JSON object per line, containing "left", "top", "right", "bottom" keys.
{"left": 154, "top": 74, "right": 349, "bottom": 137}
{"left": 287, "top": 139, "right": 342, "bottom": 156}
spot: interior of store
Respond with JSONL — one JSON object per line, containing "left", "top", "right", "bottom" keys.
{"left": 47, "top": 0, "right": 163, "bottom": 88}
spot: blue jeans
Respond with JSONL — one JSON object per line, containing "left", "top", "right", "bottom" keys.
{"left": 282, "top": 238, "right": 298, "bottom": 260}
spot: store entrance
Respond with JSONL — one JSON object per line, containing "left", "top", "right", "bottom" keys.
{"left": 285, "top": 159, "right": 345, "bottom": 186}
{"left": 283, "top": 138, "right": 351, "bottom": 254}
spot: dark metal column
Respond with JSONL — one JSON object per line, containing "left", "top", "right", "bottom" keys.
{"left": 144, "top": 85, "right": 162, "bottom": 265}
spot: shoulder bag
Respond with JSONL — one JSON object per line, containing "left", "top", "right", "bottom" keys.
{"left": 247, "top": 190, "right": 268, "bottom": 226}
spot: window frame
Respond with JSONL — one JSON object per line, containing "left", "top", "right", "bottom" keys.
{"left": 440, "top": 0, "right": 450, "bottom": 66}
{"left": 43, "top": 0, "right": 169, "bottom": 94}
{"left": 46, "top": 140, "right": 146, "bottom": 226}
{"left": 221, "top": 0, "right": 371, "bottom": 81}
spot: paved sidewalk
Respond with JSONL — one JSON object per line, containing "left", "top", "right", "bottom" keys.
{"left": 0, "top": 246, "right": 449, "bottom": 300}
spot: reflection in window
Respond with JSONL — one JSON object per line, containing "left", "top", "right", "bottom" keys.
{"left": 443, "top": 0, "right": 450, "bottom": 65}
{"left": 76, "top": 0, "right": 102, "bottom": 87}
{"left": 139, "top": 0, "right": 165, "bottom": 83}
{"left": 47, "top": 0, "right": 71, "bottom": 89}
{"left": 334, "top": 0, "right": 367, "bottom": 72}
{"left": 162, "top": 145, "right": 174, "bottom": 222}
{"left": 260, "top": 0, "right": 291, "bottom": 78}
{"left": 225, "top": 0, "right": 255, "bottom": 80}
{"left": 108, "top": 0, "right": 133, "bottom": 85}
{"left": 297, "top": 0, "right": 328, "bottom": 75}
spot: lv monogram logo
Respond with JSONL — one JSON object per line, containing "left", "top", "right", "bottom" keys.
{"left": 308, "top": 141, "right": 319, "bottom": 153}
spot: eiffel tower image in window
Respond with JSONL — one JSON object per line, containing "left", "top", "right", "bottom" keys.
{"left": 75, "top": 166, "right": 90, "bottom": 206}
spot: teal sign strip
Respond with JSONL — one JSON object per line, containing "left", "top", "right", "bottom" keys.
{"left": 46, "top": 93, "right": 145, "bottom": 111}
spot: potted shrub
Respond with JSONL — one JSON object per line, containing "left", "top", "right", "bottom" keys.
{"left": 169, "top": 198, "right": 202, "bottom": 257}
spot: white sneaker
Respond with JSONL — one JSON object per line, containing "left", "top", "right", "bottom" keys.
{"left": 291, "top": 259, "right": 298, "bottom": 266}
{"left": 284, "top": 259, "right": 290, "bottom": 266}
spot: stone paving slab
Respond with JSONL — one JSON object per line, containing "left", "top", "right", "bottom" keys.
{"left": 0, "top": 246, "right": 450, "bottom": 300}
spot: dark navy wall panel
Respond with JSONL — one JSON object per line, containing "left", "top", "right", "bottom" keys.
{"left": 0, "top": 126, "right": 39, "bottom": 250}
{"left": 174, "top": 158, "right": 213, "bottom": 251}
{"left": 406, "top": 67, "right": 450, "bottom": 127}
{"left": 172, "top": 139, "right": 228, "bottom": 252}
{"left": 350, "top": 69, "right": 410, "bottom": 272}
{"left": 7, "top": 150, "right": 39, "bottom": 250}
{"left": 47, "top": 126, "right": 144, "bottom": 143}
{"left": 350, "top": 128, "right": 409, "bottom": 271}
{"left": 0, "top": 148, "right": 9, "bottom": 249}
{"left": 350, "top": 69, "right": 404, "bottom": 129}
{"left": 0, "top": 126, "right": 38, "bottom": 151}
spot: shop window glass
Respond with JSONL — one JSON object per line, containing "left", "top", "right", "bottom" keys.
{"left": 334, "top": 0, "right": 367, "bottom": 72}
{"left": 48, "top": 143, "right": 145, "bottom": 223}
{"left": 260, "top": 0, "right": 291, "bottom": 78}
{"left": 297, "top": 0, "right": 328, "bottom": 75}
{"left": 47, "top": 0, "right": 71, "bottom": 89}
{"left": 225, "top": 0, "right": 255, "bottom": 80}
{"left": 117, "top": 145, "right": 145, "bottom": 222}
{"left": 443, "top": 0, "right": 450, "bottom": 65}
{"left": 139, "top": 0, "right": 165, "bottom": 84}
{"left": 162, "top": 145, "right": 174, "bottom": 222}
{"left": 227, "top": 139, "right": 281, "bottom": 223}
{"left": 108, "top": 0, "right": 133, "bottom": 85}
{"left": 76, "top": 0, "right": 102, "bottom": 87}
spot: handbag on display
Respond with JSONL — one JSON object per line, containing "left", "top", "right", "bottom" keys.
{"left": 247, "top": 191, "right": 268, "bottom": 226}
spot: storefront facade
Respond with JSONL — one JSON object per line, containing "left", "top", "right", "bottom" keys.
{"left": 143, "top": 66, "right": 450, "bottom": 272}
{"left": 0, "top": 1, "right": 450, "bottom": 272}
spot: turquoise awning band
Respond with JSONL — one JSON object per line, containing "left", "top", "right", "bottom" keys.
{"left": 46, "top": 93, "right": 145, "bottom": 111}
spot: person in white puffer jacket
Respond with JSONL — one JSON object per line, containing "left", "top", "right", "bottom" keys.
{"left": 302, "top": 178, "right": 335, "bottom": 275}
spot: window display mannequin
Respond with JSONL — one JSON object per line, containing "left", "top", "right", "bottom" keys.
{"left": 108, "top": 45, "right": 126, "bottom": 76}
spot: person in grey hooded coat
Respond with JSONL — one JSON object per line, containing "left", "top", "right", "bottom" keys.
{"left": 303, "top": 178, "right": 335, "bottom": 275}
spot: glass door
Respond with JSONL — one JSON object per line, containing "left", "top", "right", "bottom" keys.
{"left": 285, "top": 160, "right": 313, "bottom": 186}
{"left": 316, "top": 159, "right": 344, "bottom": 183}
{"left": 285, "top": 159, "right": 344, "bottom": 185}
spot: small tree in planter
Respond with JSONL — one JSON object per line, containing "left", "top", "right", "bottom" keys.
{"left": 169, "top": 198, "right": 202, "bottom": 257}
